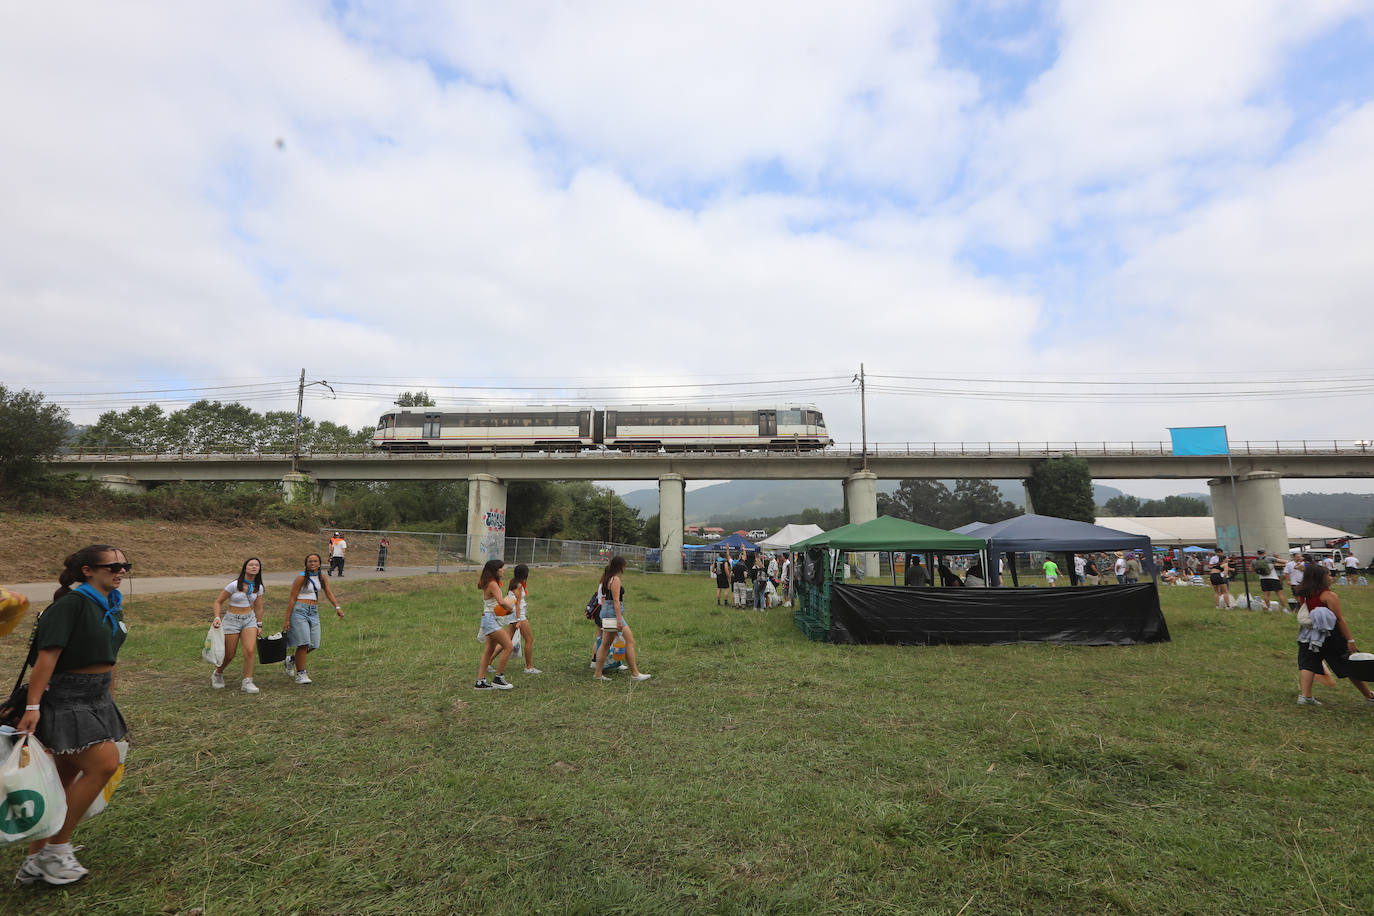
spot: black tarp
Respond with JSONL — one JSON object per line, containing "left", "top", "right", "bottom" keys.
{"left": 828, "top": 582, "right": 1170, "bottom": 646}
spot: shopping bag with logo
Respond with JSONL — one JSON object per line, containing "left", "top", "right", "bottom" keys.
{"left": 202, "top": 623, "right": 225, "bottom": 666}
{"left": 74, "top": 739, "right": 129, "bottom": 821}
{"left": 0, "top": 735, "right": 68, "bottom": 844}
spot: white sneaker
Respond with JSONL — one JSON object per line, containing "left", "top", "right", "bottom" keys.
{"left": 523, "top": 667, "right": 543, "bottom": 675}
{"left": 211, "top": 670, "right": 225, "bottom": 689}
{"left": 284, "top": 656, "right": 296, "bottom": 678}
{"left": 15, "top": 854, "right": 44, "bottom": 886}
{"left": 631, "top": 673, "right": 652, "bottom": 682}
{"left": 1296, "top": 695, "right": 1322, "bottom": 706}
{"left": 295, "top": 671, "right": 313, "bottom": 685}
{"left": 490, "top": 675, "right": 514, "bottom": 690}
{"left": 33, "top": 846, "right": 87, "bottom": 885}
{"left": 241, "top": 678, "right": 259, "bottom": 694}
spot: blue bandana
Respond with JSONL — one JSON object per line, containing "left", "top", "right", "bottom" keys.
{"left": 73, "top": 583, "right": 123, "bottom": 634}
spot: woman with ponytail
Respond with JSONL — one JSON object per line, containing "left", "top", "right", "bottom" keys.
{"left": 13, "top": 545, "right": 131, "bottom": 887}
{"left": 282, "top": 553, "right": 343, "bottom": 686}
{"left": 209, "top": 557, "right": 266, "bottom": 693}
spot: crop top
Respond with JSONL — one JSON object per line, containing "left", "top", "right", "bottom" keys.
{"left": 222, "top": 580, "right": 264, "bottom": 608}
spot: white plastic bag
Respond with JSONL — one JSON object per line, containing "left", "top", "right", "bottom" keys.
{"left": 0, "top": 735, "right": 68, "bottom": 844}
{"left": 74, "top": 740, "right": 129, "bottom": 821}
{"left": 202, "top": 623, "right": 225, "bottom": 666}
{"left": 510, "top": 630, "right": 522, "bottom": 659}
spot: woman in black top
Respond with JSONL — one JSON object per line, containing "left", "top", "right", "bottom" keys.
{"left": 14, "top": 545, "right": 130, "bottom": 887}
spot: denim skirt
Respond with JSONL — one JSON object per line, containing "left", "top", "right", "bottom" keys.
{"left": 35, "top": 671, "right": 128, "bottom": 755}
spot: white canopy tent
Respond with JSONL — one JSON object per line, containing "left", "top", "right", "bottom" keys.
{"left": 757, "top": 524, "right": 826, "bottom": 550}
{"left": 1096, "top": 516, "right": 1353, "bottom": 548}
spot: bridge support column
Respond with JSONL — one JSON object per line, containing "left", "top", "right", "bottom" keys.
{"left": 1023, "top": 482, "right": 1035, "bottom": 515}
{"left": 659, "top": 473, "right": 684, "bottom": 574}
{"left": 467, "top": 474, "right": 507, "bottom": 563}
{"left": 1208, "top": 471, "right": 1288, "bottom": 556}
{"left": 281, "top": 471, "right": 318, "bottom": 504}
{"left": 845, "top": 470, "right": 879, "bottom": 578}
{"left": 94, "top": 474, "right": 146, "bottom": 495}
{"left": 319, "top": 481, "right": 337, "bottom": 506}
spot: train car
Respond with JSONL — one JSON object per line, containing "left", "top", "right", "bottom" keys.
{"left": 372, "top": 407, "right": 594, "bottom": 451}
{"left": 600, "top": 404, "right": 829, "bottom": 451}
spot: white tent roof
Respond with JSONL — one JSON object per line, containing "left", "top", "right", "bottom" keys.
{"left": 1095, "top": 516, "right": 1353, "bottom": 548}
{"left": 757, "top": 524, "right": 826, "bottom": 549}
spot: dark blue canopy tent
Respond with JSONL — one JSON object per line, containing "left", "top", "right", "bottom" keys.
{"left": 713, "top": 534, "right": 761, "bottom": 552}
{"left": 976, "top": 514, "right": 1155, "bottom": 586}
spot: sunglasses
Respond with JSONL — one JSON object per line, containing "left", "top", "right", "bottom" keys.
{"left": 91, "top": 562, "right": 133, "bottom": 573}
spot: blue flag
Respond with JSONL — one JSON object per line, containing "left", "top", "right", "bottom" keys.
{"left": 1169, "top": 426, "right": 1229, "bottom": 456}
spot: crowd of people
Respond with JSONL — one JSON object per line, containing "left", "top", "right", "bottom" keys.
{"left": 710, "top": 547, "right": 793, "bottom": 609}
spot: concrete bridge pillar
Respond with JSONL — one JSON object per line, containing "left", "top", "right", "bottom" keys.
{"left": 1208, "top": 471, "right": 1288, "bottom": 556}
{"left": 319, "top": 481, "right": 337, "bottom": 506}
{"left": 844, "top": 470, "right": 879, "bottom": 578}
{"left": 466, "top": 474, "right": 508, "bottom": 563}
{"left": 281, "top": 471, "right": 318, "bottom": 504}
{"left": 659, "top": 473, "right": 684, "bottom": 574}
{"left": 1023, "top": 481, "right": 1035, "bottom": 515}
{"left": 94, "top": 474, "right": 146, "bottom": 495}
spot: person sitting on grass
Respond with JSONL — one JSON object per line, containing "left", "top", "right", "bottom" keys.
{"left": 474, "top": 560, "right": 516, "bottom": 691}
{"left": 210, "top": 557, "right": 265, "bottom": 694}
{"left": 282, "top": 553, "right": 343, "bottom": 686}
{"left": 1295, "top": 563, "right": 1374, "bottom": 706}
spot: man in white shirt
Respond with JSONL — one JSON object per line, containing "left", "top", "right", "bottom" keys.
{"left": 780, "top": 554, "right": 793, "bottom": 607}
{"left": 1072, "top": 553, "right": 1086, "bottom": 587}
{"left": 1284, "top": 554, "right": 1304, "bottom": 595}
{"left": 1322, "top": 555, "right": 1338, "bottom": 574}
{"left": 328, "top": 533, "right": 348, "bottom": 577}
{"left": 1345, "top": 553, "right": 1361, "bottom": 577}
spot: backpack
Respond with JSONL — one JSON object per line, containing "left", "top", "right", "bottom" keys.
{"left": 1254, "top": 558, "right": 1271, "bottom": 577}
{"left": 584, "top": 589, "right": 601, "bottom": 621}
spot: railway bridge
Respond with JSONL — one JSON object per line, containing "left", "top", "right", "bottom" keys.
{"left": 52, "top": 440, "right": 1374, "bottom": 574}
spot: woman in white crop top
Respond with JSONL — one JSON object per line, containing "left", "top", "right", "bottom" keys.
{"left": 210, "top": 558, "right": 266, "bottom": 693}
{"left": 504, "top": 563, "right": 540, "bottom": 675}
{"left": 282, "top": 552, "right": 343, "bottom": 686}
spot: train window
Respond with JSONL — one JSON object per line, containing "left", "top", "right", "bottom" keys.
{"left": 779, "top": 409, "right": 802, "bottom": 425}
{"left": 422, "top": 415, "right": 441, "bottom": 437}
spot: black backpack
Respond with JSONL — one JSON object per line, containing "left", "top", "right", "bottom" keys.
{"left": 584, "top": 589, "right": 601, "bottom": 621}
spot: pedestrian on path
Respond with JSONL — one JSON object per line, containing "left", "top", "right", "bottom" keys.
{"left": 282, "top": 554, "right": 343, "bottom": 685}
{"left": 210, "top": 557, "right": 265, "bottom": 694}
{"left": 376, "top": 537, "right": 389, "bottom": 571}
{"left": 12, "top": 545, "right": 131, "bottom": 887}
{"left": 327, "top": 533, "right": 347, "bottom": 577}
{"left": 474, "top": 560, "right": 516, "bottom": 691}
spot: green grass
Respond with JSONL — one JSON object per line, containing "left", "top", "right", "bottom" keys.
{"left": 3, "top": 571, "right": 1374, "bottom": 914}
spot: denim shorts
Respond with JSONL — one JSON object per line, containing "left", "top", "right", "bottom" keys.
{"left": 477, "top": 609, "right": 505, "bottom": 641}
{"left": 288, "top": 601, "right": 321, "bottom": 649}
{"left": 221, "top": 611, "right": 260, "bottom": 635}
{"left": 598, "top": 601, "right": 626, "bottom": 626}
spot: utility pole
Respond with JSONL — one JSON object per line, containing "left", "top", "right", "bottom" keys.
{"left": 608, "top": 488, "right": 614, "bottom": 545}
{"left": 292, "top": 369, "right": 336, "bottom": 471}
{"left": 853, "top": 363, "right": 869, "bottom": 467}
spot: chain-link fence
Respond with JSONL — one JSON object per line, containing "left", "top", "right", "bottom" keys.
{"left": 318, "top": 529, "right": 655, "bottom": 573}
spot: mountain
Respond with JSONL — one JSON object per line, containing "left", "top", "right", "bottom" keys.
{"left": 620, "top": 479, "right": 1125, "bottom": 522}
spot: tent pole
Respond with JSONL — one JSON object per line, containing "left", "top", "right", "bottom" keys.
{"left": 1226, "top": 446, "right": 1253, "bottom": 609}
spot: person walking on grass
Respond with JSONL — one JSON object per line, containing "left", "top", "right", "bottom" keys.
{"left": 282, "top": 553, "right": 343, "bottom": 686}
{"left": 592, "top": 556, "right": 651, "bottom": 682}
{"left": 210, "top": 557, "right": 265, "bottom": 694}
{"left": 505, "top": 564, "right": 540, "bottom": 675}
{"left": 730, "top": 549, "right": 749, "bottom": 608}
{"left": 1254, "top": 548, "right": 1283, "bottom": 611}
{"left": 1042, "top": 556, "right": 1059, "bottom": 586}
{"left": 12, "top": 545, "right": 131, "bottom": 887}
{"left": 474, "top": 560, "right": 516, "bottom": 691}
{"left": 713, "top": 555, "right": 730, "bottom": 606}
{"left": 376, "top": 536, "right": 390, "bottom": 571}
{"left": 751, "top": 553, "right": 767, "bottom": 609}
{"left": 1209, "top": 553, "right": 1231, "bottom": 608}
{"left": 1295, "top": 563, "right": 1374, "bottom": 706}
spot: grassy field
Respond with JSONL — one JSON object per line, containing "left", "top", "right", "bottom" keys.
{"left": 2, "top": 570, "right": 1373, "bottom": 914}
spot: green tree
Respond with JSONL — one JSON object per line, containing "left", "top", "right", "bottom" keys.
{"left": 948, "top": 479, "right": 1020, "bottom": 528}
{"left": 395, "top": 391, "right": 437, "bottom": 407}
{"left": 641, "top": 513, "right": 660, "bottom": 548}
{"left": 879, "top": 480, "right": 954, "bottom": 527}
{"left": 1026, "top": 456, "right": 1096, "bottom": 522}
{"left": 0, "top": 386, "right": 69, "bottom": 487}
{"left": 506, "top": 481, "right": 566, "bottom": 538}
{"left": 1141, "top": 495, "right": 1209, "bottom": 516}
{"left": 78, "top": 403, "right": 173, "bottom": 451}
{"left": 562, "top": 482, "right": 643, "bottom": 543}
{"left": 1102, "top": 494, "right": 1143, "bottom": 516}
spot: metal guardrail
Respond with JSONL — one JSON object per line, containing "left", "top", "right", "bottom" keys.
{"left": 54, "top": 439, "right": 1374, "bottom": 461}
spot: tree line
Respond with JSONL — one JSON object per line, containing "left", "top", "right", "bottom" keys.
{"left": 0, "top": 387, "right": 655, "bottom": 544}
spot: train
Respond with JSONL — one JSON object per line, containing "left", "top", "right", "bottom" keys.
{"left": 371, "top": 404, "right": 831, "bottom": 452}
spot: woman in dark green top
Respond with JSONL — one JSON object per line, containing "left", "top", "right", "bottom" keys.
{"left": 14, "top": 545, "right": 130, "bottom": 888}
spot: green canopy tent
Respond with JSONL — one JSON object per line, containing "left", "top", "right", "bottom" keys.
{"left": 792, "top": 516, "right": 989, "bottom": 640}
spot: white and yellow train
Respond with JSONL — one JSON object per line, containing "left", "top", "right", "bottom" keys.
{"left": 371, "top": 405, "right": 831, "bottom": 452}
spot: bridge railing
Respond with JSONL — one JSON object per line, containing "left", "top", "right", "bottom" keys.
{"left": 55, "top": 439, "right": 1374, "bottom": 461}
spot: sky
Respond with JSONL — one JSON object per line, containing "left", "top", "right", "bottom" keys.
{"left": 4, "top": 1, "right": 1374, "bottom": 499}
